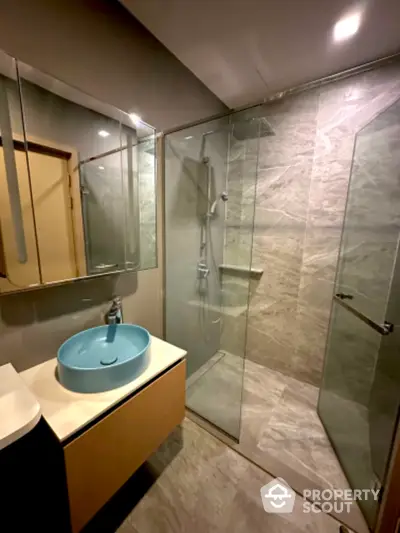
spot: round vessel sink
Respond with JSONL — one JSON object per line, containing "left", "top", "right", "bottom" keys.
{"left": 57, "top": 324, "right": 151, "bottom": 393}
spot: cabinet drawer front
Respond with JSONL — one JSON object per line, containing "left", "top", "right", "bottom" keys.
{"left": 64, "top": 360, "right": 186, "bottom": 533}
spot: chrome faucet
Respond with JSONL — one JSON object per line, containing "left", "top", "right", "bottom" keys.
{"left": 105, "top": 297, "right": 122, "bottom": 325}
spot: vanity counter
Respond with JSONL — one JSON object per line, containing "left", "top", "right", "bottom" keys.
{"left": 20, "top": 336, "right": 186, "bottom": 443}
{"left": 0, "top": 364, "right": 41, "bottom": 450}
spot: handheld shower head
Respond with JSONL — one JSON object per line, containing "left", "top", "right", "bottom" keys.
{"left": 208, "top": 192, "right": 228, "bottom": 217}
{"left": 209, "top": 200, "right": 218, "bottom": 216}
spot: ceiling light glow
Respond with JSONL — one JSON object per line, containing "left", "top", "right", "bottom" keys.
{"left": 129, "top": 113, "right": 142, "bottom": 126}
{"left": 98, "top": 130, "right": 110, "bottom": 138}
{"left": 98, "top": 165, "right": 105, "bottom": 170}
{"left": 333, "top": 13, "right": 361, "bottom": 42}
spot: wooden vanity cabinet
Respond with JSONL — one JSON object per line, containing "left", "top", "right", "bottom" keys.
{"left": 63, "top": 360, "right": 186, "bottom": 533}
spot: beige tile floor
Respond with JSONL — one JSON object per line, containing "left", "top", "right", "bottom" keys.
{"left": 103, "top": 418, "right": 352, "bottom": 533}
{"left": 83, "top": 356, "right": 369, "bottom": 533}
{"left": 187, "top": 352, "right": 349, "bottom": 489}
{"left": 185, "top": 353, "right": 369, "bottom": 532}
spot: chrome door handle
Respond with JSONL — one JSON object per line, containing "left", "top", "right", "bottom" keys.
{"left": 334, "top": 295, "right": 394, "bottom": 336}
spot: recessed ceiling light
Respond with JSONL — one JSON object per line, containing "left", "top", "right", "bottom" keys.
{"left": 98, "top": 165, "right": 105, "bottom": 170}
{"left": 98, "top": 130, "right": 110, "bottom": 138}
{"left": 333, "top": 13, "right": 361, "bottom": 42}
{"left": 184, "top": 136, "right": 193, "bottom": 140}
{"left": 129, "top": 113, "right": 142, "bottom": 126}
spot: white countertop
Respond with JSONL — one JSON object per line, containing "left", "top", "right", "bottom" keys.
{"left": 0, "top": 364, "right": 41, "bottom": 451}
{"left": 20, "top": 336, "right": 186, "bottom": 443}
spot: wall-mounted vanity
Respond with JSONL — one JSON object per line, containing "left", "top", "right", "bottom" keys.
{"left": 0, "top": 337, "right": 186, "bottom": 533}
{"left": 0, "top": 49, "right": 157, "bottom": 295}
{"left": 0, "top": 47, "right": 171, "bottom": 533}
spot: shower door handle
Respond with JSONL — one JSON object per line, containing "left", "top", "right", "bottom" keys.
{"left": 334, "top": 295, "right": 394, "bottom": 335}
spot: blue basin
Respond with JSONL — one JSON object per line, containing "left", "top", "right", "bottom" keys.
{"left": 57, "top": 324, "right": 151, "bottom": 393}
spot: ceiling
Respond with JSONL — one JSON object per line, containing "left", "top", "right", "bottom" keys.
{"left": 121, "top": 0, "right": 400, "bottom": 108}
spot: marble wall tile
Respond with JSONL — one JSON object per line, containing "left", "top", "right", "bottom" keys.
{"left": 224, "top": 138, "right": 259, "bottom": 268}
{"left": 220, "top": 313, "right": 247, "bottom": 358}
{"left": 251, "top": 233, "right": 302, "bottom": 304}
{"left": 234, "top": 93, "right": 318, "bottom": 382}
{"left": 241, "top": 61, "right": 400, "bottom": 390}
{"left": 257, "top": 91, "right": 318, "bottom": 169}
{"left": 245, "top": 320, "right": 298, "bottom": 379}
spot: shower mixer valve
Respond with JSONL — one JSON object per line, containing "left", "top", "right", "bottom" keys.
{"left": 197, "top": 261, "right": 210, "bottom": 279}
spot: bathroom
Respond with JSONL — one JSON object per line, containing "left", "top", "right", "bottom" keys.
{"left": 0, "top": 1, "right": 400, "bottom": 532}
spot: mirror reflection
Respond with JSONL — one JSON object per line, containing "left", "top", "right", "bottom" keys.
{"left": 0, "top": 51, "right": 157, "bottom": 294}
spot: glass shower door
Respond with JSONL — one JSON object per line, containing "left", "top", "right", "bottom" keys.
{"left": 318, "top": 97, "right": 400, "bottom": 527}
{"left": 164, "top": 109, "right": 261, "bottom": 440}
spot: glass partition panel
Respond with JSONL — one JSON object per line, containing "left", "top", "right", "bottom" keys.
{"left": 164, "top": 108, "right": 261, "bottom": 439}
{"left": 165, "top": 117, "right": 228, "bottom": 379}
{"left": 220, "top": 108, "right": 262, "bottom": 364}
{"left": 335, "top": 97, "right": 400, "bottom": 325}
{"left": 318, "top": 303, "right": 382, "bottom": 526}
{"left": 319, "top": 96, "right": 400, "bottom": 528}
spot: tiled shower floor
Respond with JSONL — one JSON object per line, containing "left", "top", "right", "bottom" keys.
{"left": 186, "top": 352, "right": 368, "bottom": 532}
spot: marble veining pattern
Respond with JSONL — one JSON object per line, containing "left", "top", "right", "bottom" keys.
{"left": 188, "top": 353, "right": 350, "bottom": 490}
{"left": 101, "top": 418, "right": 355, "bottom": 533}
{"left": 183, "top": 352, "right": 367, "bottom": 532}
{"left": 242, "top": 61, "right": 400, "bottom": 387}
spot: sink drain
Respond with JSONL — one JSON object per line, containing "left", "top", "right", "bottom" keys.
{"left": 100, "top": 355, "right": 118, "bottom": 366}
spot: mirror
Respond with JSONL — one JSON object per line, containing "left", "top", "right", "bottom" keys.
{"left": 0, "top": 51, "right": 157, "bottom": 294}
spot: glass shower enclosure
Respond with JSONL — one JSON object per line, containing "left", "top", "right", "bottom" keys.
{"left": 164, "top": 92, "right": 400, "bottom": 528}
{"left": 164, "top": 108, "right": 268, "bottom": 439}
{"left": 318, "top": 96, "right": 400, "bottom": 528}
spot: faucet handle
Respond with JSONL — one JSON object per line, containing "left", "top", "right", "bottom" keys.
{"left": 111, "top": 296, "right": 121, "bottom": 309}
{"left": 105, "top": 297, "right": 122, "bottom": 324}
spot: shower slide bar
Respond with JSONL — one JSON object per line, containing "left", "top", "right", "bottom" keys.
{"left": 334, "top": 294, "right": 394, "bottom": 335}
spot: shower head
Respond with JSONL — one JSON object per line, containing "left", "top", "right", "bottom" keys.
{"left": 200, "top": 116, "right": 274, "bottom": 141}
{"left": 197, "top": 107, "right": 275, "bottom": 160}
{"left": 233, "top": 117, "right": 274, "bottom": 140}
